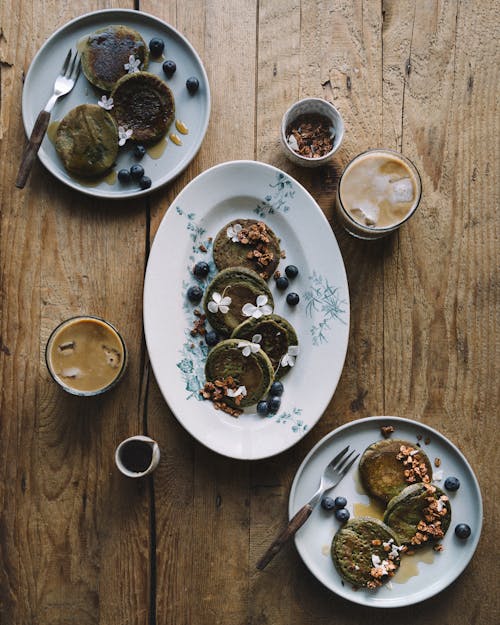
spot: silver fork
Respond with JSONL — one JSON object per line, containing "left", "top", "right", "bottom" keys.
{"left": 256, "top": 445, "right": 359, "bottom": 570}
{"left": 16, "top": 49, "right": 81, "bottom": 189}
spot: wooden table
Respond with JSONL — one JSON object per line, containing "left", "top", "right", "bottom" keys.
{"left": 1, "top": 1, "right": 498, "bottom": 623}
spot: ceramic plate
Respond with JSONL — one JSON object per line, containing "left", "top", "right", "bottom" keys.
{"left": 289, "top": 416, "right": 483, "bottom": 607}
{"left": 144, "top": 160, "right": 350, "bottom": 459}
{"left": 22, "top": 9, "right": 210, "bottom": 198}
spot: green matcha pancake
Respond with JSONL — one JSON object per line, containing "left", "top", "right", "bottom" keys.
{"left": 359, "top": 439, "right": 433, "bottom": 504}
{"left": 213, "top": 219, "right": 281, "bottom": 279}
{"left": 231, "top": 314, "right": 298, "bottom": 379}
{"left": 384, "top": 483, "right": 451, "bottom": 547}
{"left": 205, "top": 339, "right": 274, "bottom": 407}
{"left": 55, "top": 104, "right": 118, "bottom": 177}
{"left": 111, "top": 72, "right": 175, "bottom": 144}
{"left": 331, "top": 517, "right": 403, "bottom": 588}
{"left": 80, "top": 25, "right": 149, "bottom": 91}
{"left": 203, "top": 267, "right": 274, "bottom": 337}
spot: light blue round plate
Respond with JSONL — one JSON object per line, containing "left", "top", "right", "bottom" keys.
{"left": 289, "top": 416, "right": 483, "bottom": 607}
{"left": 22, "top": 9, "right": 210, "bottom": 198}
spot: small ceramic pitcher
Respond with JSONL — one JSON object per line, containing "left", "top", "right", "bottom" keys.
{"left": 115, "top": 435, "right": 160, "bottom": 478}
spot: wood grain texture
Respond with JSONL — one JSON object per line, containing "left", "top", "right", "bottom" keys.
{"left": 0, "top": 1, "right": 498, "bottom": 624}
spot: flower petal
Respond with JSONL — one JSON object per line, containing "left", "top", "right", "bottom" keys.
{"left": 219, "top": 305, "right": 230, "bottom": 314}
{"left": 252, "top": 309, "right": 263, "bottom": 319}
{"left": 260, "top": 304, "right": 273, "bottom": 315}
{"left": 252, "top": 334, "right": 262, "bottom": 344}
{"left": 242, "top": 303, "right": 257, "bottom": 317}
{"left": 212, "top": 292, "right": 222, "bottom": 304}
{"left": 281, "top": 354, "right": 290, "bottom": 367}
{"left": 288, "top": 345, "right": 300, "bottom": 356}
{"left": 256, "top": 294, "right": 268, "bottom": 307}
{"left": 250, "top": 343, "right": 261, "bottom": 353}
{"left": 220, "top": 296, "right": 232, "bottom": 306}
{"left": 207, "top": 301, "right": 219, "bottom": 313}
{"left": 242, "top": 345, "right": 251, "bottom": 357}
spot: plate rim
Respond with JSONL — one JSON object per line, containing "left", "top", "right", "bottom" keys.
{"left": 143, "top": 159, "right": 351, "bottom": 460}
{"left": 21, "top": 8, "right": 211, "bottom": 199}
{"left": 289, "top": 415, "right": 483, "bottom": 607}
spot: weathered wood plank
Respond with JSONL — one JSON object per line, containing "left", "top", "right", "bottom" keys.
{"left": 0, "top": 2, "right": 150, "bottom": 625}
{"left": 141, "top": 1, "right": 258, "bottom": 624}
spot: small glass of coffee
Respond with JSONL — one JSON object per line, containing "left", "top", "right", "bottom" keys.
{"left": 115, "top": 435, "right": 160, "bottom": 478}
{"left": 335, "top": 149, "right": 422, "bottom": 239}
{"left": 45, "top": 316, "right": 127, "bottom": 396}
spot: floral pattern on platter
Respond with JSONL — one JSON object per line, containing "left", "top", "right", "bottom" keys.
{"left": 304, "top": 271, "right": 347, "bottom": 345}
{"left": 267, "top": 407, "right": 307, "bottom": 433}
{"left": 254, "top": 172, "right": 296, "bottom": 217}
{"left": 177, "top": 207, "right": 216, "bottom": 400}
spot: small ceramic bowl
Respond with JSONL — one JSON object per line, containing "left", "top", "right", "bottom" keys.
{"left": 280, "top": 97, "right": 344, "bottom": 167}
{"left": 115, "top": 435, "right": 161, "bottom": 478}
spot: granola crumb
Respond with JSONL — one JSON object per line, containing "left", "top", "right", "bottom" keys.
{"left": 199, "top": 377, "right": 244, "bottom": 417}
{"left": 424, "top": 436, "right": 431, "bottom": 445}
{"left": 273, "top": 270, "right": 281, "bottom": 280}
{"left": 198, "top": 243, "right": 207, "bottom": 253}
{"left": 381, "top": 425, "right": 395, "bottom": 438}
{"left": 190, "top": 313, "right": 207, "bottom": 337}
{"left": 434, "top": 457, "right": 441, "bottom": 467}
{"left": 433, "top": 544, "right": 444, "bottom": 552}
{"left": 280, "top": 249, "right": 287, "bottom": 259}
{"left": 417, "top": 434, "right": 423, "bottom": 441}
{"left": 285, "top": 113, "right": 335, "bottom": 158}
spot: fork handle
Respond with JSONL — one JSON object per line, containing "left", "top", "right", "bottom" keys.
{"left": 256, "top": 503, "right": 313, "bottom": 571}
{"left": 15, "top": 110, "right": 51, "bottom": 189}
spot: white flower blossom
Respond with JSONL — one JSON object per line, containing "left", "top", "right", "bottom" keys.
{"left": 242, "top": 295, "right": 273, "bottom": 319}
{"left": 207, "top": 292, "right": 232, "bottom": 314}
{"left": 226, "top": 223, "right": 242, "bottom": 242}
{"left": 97, "top": 95, "right": 114, "bottom": 110}
{"left": 124, "top": 54, "right": 141, "bottom": 73}
{"left": 237, "top": 334, "right": 262, "bottom": 357}
{"left": 280, "top": 345, "right": 299, "bottom": 368}
{"left": 226, "top": 385, "right": 247, "bottom": 399}
{"left": 118, "top": 126, "right": 133, "bottom": 146}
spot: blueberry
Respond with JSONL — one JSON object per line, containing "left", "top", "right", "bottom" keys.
{"left": 149, "top": 37, "right": 165, "bottom": 57}
{"left": 276, "top": 276, "right": 289, "bottom": 290}
{"left": 205, "top": 330, "right": 219, "bottom": 347}
{"left": 139, "top": 176, "right": 152, "bottom": 190}
{"left": 267, "top": 396, "right": 281, "bottom": 413}
{"left": 118, "top": 168, "right": 131, "bottom": 183}
{"left": 455, "top": 523, "right": 471, "bottom": 539}
{"left": 130, "top": 164, "right": 145, "bottom": 180}
{"left": 321, "top": 496, "right": 335, "bottom": 511}
{"left": 285, "top": 265, "right": 299, "bottom": 279}
{"left": 187, "top": 285, "right": 203, "bottom": 303}
{"left": 270, "top": 381, "right": 284, "bottom": 396}
{"left": 134, "top": 144, "right": 146, "bottom": 159}
{"left": 334, "top": 496, "right": 347, "bottom": 509}
{"left": 257, "top": 400, "right": 269, "bottom": 416}
{"left": 193, "top": 261, "right": 210, "bottom": 278}
{"left": 334, "top": 508, "right": 350, "bottom": 523}
{"left": 286, "top": 292, "right": 300, "bottom": 306}
{"left": 186, "top": 76, "right": 199, "bottom": 94}
{"left": 444, "top": 476, "right": 460, "bottom": 491}
{"left": 162, "top": 60, "right": 176, "bottom": 78}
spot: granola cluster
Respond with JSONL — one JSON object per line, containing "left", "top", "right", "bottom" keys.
{"left": 286, "top": 113, "right": 334, "bottom": 158}
{"left": 396, "top": 444, "right": 431, "bottom": 485}
{"left": 199, "top": 376, "right": 244, "bottom": 417}
{"left": 190, "top": 309, "right": 207, "bottom": 337}
{"left": 410, "top": 484, "right": 449, "bottom": 546}
{"left": 380, "top": 425, "right": 395, "bottom": 439}
{"left": 367, "top": 539, "right": 405, "bottom": 588}
{"left": 236, "top": 221, "right": 275, "bottom": 272}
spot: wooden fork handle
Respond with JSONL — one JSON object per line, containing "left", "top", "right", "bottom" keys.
{"left": 15, "top": 110, "right": 51, "bottom": 189}
{"left": 256, "top": 503, "right": 313, "bottom": 570}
